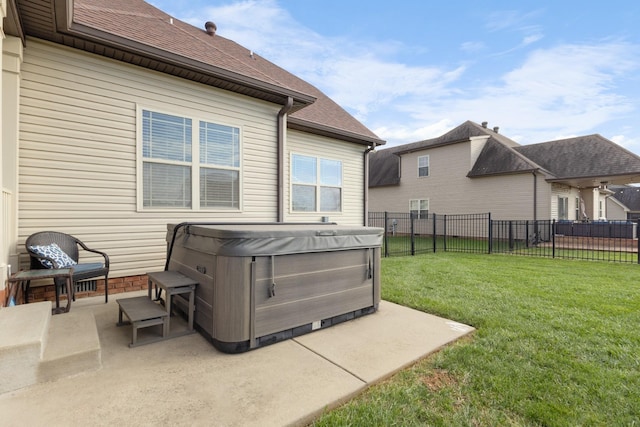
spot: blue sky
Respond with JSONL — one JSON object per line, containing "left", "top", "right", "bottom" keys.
{"left": 148, "top": 0, "right": 640, "bottom": 151}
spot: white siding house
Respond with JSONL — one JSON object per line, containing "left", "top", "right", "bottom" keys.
{"left": 1, "top": 0, "right": 384, "bottom": 304}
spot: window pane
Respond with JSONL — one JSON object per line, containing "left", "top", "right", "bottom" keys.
{"left": 292, "top": 184, "right": 316, "bottom": 211}
{"left": 320, "top": 159, "right": 342, "bottom": 186}
{"left": 143, "top": 162, "right": 191, "bottom": 208}
{"left": 558, "top": 196, "right": 568, "bottom": 220}
{"left": 320, "top": 187, "right": 341, "bottom": 211}
{"left": 418, "top": 155, "right": 429, "bottom": 177}
{"left": 200, "top": 122, "right": 240, "bottom": 167}
{"left": 200, "top": 168, "right": 239, "bottom": 208}
{"left": 143, "top": 111, "right": 192, "bottom": 162}
{"left": 292, "top": 155, "right": 316, "bottom": 184}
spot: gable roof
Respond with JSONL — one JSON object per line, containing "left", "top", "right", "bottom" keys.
{"left": 467, "top": 138, "right": 542, "bottom": 177}
{"left": 11, "top": 0, "right": 384, "bottom": 146}
{"left": 369, "top": 120, "right": 519, "bottom": 187}
{"left": 514, "top": 135, "right": 640, "bottom": 187}
{"left": 609, "top": 185, "right": 640, "bottom": 212}
{"left": 369, "top": 120, "right": 640, "bottom": 188}
{"left": 394, "top": 120, "right": 519, "bottom": 155}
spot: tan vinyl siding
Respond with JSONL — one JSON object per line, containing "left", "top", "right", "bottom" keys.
{"left": 285, "top": 130, "right": 365, "bottom": 225}
{"left": 370, "top": 141, "right": 545, "bottom": 220}
{"left": 606, "top": 198, "right": 627, "bottom": 221}
{"left": 18, "top": 39, "right": 281, "bottom": 277}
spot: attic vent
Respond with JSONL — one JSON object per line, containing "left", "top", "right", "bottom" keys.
{"left": 493, "top": 126, "right": 499, "bottom": 133}
{"left": 205, "top": 21, "right": 217, "bottom": 36}
{"left": 481, "top": 121, "right": 488, "bottom": 128}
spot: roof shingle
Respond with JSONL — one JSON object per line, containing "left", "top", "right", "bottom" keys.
{"left": 18, "top": 0, "right": 384, "bottom": 145}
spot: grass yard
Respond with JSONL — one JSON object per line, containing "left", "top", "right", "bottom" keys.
{"left": 312, "top": 253, "right": 640, "bottom": 426}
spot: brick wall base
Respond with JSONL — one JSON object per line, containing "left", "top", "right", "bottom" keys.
{"left": 22, "top": 275, "right": 149, "bottom": 304}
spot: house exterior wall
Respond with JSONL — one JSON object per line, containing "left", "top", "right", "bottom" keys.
{"left": 284, "top": 130, "right": 365, "bottom": 225}
{"left": 17, "top": 39, "right": 352, "bottom": 278}
{"left": 606, "top": 197, "right": 627, "bottom": 221}
{"left": 369, "top": 142, "right": 546, "bottom": 220}
{"left": 2, "top": 34, "right": 23, "bottom": 304}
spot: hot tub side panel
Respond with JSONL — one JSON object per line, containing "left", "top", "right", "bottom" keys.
{"left": 252, "top": 249, "right": 378, "bottom": 338}
{"left": 212, "top": 255, "right": 252, "bottom": 343}
{"left": 166, "top": 244, "right": 217, "bottom": 339}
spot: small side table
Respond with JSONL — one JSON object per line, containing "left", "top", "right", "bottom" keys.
{"left": 147, "top": 271, "right": 198, "bottom": 337}
{"left": 8, "top": 268, "right": 74, "bottom": 314}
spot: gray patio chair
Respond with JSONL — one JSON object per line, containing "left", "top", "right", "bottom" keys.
{"left": 25, "top": 231, "right": 110, "bottom": 304}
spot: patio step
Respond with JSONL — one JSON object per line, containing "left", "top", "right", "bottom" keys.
{"left": 0, "top": 302, "right": 101, "bottom": 394}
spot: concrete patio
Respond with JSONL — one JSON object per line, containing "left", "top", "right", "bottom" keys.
{"left": 0, "top": 291, "right": 474, "bottom": 426}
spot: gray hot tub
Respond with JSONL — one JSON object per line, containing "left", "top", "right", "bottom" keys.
{"left": 166, "top": 223, "right": 383, "bottom": 353}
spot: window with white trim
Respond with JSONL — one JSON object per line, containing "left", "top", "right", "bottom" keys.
{"left": 141, "top": 109, "right": 240, "bottom": 210}
{"left": 291, "top": 154, "right": 342, "bottom": 212}
{"left": 410, "top": 199, "right": 429, "bottom": 218}
{"left": 599, "top": 200, "right": 604, "bottom": 219}
{"left": 418, "top": 155, "right": 429, "bottom": 177}
{"left": 558, "top": 196, "right": 569, "bottom": 220}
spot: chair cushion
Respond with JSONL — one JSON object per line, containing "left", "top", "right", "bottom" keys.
{"left": 73, "top": 263, "right": 105, "bottom": 273}
{"left": 29, "top": 243, "right": 77, "bottom": 268}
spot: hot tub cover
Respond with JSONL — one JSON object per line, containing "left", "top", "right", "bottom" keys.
{"left": 168, "top": 223, "right": 383, "bottom": 257}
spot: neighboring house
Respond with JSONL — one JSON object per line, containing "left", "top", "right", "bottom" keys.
{"left": 607, "top": 185, "right": 640, "bottom": 221}
{"left": 0, "top": 0, "right": 384, "bottom": 303}
{"left": 369, "top": 120, "right": 640, "bottom": 221}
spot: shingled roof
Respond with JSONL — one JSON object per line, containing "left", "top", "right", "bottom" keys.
{"left": 370, "top": 121, "right": 640, "bottom": 188}
{"left": 609, "top": 185, "right": 640, "bottom": 212}
{"left": 11, "top": 0, "right": 384, "bottom": 146}
{"left": 369, "top": 120, "right": 521, "bottom": 187}
{"left": 467, "top": 138, "right": 542, "bottom": 177}
{"left": 514, "top": 135, "right": 640, "bottom": 182}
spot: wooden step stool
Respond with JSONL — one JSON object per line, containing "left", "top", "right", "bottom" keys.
{"left": 117, "top": 296, "right": 169, "bottom": 347}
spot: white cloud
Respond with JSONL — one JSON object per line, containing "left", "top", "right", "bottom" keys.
{"left": 165, "top": 1, "right": 640, "bottom": 150}
{"left": 388, "top": 41, "right": 639, "bottom": 145}
{"left": 461, "top": 41, "right": 485, "bottom": 52}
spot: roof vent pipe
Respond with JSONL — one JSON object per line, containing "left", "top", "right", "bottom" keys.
{"left": 493, "top": 126, "right": 499, "bottom": 133}
{"left": 481, "top": 121, "right": 488, "bottom": 128}
{"left": 205, "top": 21, "right": 217, "bottom": 36}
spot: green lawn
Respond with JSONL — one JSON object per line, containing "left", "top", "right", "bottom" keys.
{"left": 312, "top": 253, "right": 640, "bottom": 426}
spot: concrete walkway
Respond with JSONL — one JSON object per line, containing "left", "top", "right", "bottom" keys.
{"left": 0, "top": 292, "right": 474, "bottom": 426}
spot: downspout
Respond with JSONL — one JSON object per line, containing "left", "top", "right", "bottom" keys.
{"left": 363, "top": 144, "right": 376, "bottom": 226}
{"left": 532, "top": 171, "right": 537, "bottom": 221}
{"left": 277, "top": 97, "right": 294, "bottom": 222}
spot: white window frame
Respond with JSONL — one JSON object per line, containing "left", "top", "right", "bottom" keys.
{"left": 418, "top": 155, "right": 429, "bottom": 177}
{"left": 558, "top": 196, "right": 569, "bottom": 220}
{"left": 599, "top": 200, "right": 604, "bottom": 219}
{"left": 290, "top": 153, "right": 343, "bottom": 213}
{"left": 136, "top": 106, "right": 242, "bottom": 212}
{"left": 410, "top": 199, "right": 429, "bottom": 219}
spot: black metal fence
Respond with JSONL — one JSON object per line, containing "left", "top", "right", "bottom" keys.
{"left": 369, "top": 212, "right": 640, "bottom": 263}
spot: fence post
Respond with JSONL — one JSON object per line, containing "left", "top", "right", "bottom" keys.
{"left": 508, "top": 220, "right": 514, "bottom": 251}
{"left": 384, "top": 211, "right": 389, "bottom": 258}
{"left": 410, "top": 212, "right": 416, "bottom": 256}
{"left": 552, "top": 219, "right": 556, "bottom": 258}
{"left": 432, "top": 213, "right": 437, "bottom": 253}
{"left": 637, "top": 220, "right": 640, "bottom": 264}
{"left": 443, "top": 215, "right": 447, "bottom": 252}
{"left": 488, "top": 213, "right": 492, "bottom": 254}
